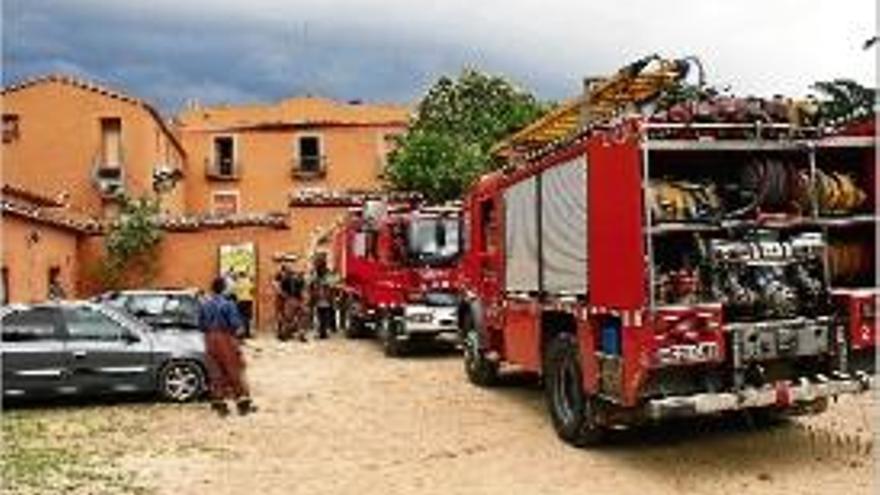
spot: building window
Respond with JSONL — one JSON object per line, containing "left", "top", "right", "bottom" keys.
{"left": 2, "top": 114, "right": 20, "bottom": 143}
{"left": 1, "top": 266, "right": 8, "bottom": 305}
{"left": 1, "top": 308, "right": 58, "bottom": 342}
{"left": 62, "top": 307, "right": 126, "bottom": 341}
{"left": 293, "top": 134, "right": 325, "bottom": 178}
{"left": 209, "top": 136, "right": 237, "bottom": 178}
{"left": 99, "top": 117, "right": 123, "bottom": 167}
{"left": 212, "top": 191, "right": 239, "bottom": 215}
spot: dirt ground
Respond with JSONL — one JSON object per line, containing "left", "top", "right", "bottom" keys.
{"left": 2, "top": 334, "right": 877, "bottom": 495}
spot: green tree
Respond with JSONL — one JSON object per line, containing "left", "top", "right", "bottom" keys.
{"left": 100, "top": 195, "right": 162, "bottom": 288}
{"left": 811, "top": 79, "right": 876, "bottom": 123}
{"left": 386, "top": 69, "right": 547, "bottom": 202}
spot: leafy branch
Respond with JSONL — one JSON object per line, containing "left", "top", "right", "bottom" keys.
{"left": 100, "top": 195, "right": 162, "bottom": 288}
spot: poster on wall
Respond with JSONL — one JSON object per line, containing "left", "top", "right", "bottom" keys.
{"left": 218, "top": 242, "right": 257, "bottom": 326}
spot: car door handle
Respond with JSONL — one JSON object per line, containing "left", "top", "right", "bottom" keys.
{"left": 72, "top": 350, "right": 87, "bottom": 359}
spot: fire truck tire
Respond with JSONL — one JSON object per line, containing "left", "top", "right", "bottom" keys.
{"left": 342, "top": 305, "right": 364, "bottom": 339}
{"left": 544, "top": 333, "right": 605, "bottom": 447}
{"left": 462, "top": 315, "right": 498, "bottom": 387}
{"left": 344, "top": 316, "right": 363, "bottom": 338}
{"left": 380, "top": 318, "right": 405, "bottom": 357}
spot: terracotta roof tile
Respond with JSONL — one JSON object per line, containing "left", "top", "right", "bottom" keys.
{"left": 155, "top": 212, "right": 289, "bottom": 231}
{"left": 289, "top": 187, "right": 422, "bottom": 207}
{"left": 2, "top": 73, "right": 186, "bottom": 157}
{"left": 1, "top": 183, "right": 64, "bottom": 208}
{"left": 1, "top": 186, "right": 103, "bottom": 235}
{"left": 177, "top": 96, "right": 411, "bottom": 131}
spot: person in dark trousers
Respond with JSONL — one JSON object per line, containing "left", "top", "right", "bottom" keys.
{"left": 47, "top": 267, "right": 66, "bottom": 300}
{"left": 308, "top": 253, "right": 335, "bottom": 339}
{"left": 274, "top": 264, "right": 306, "bottom": 341}
{"left": 199, "top": 277, "right": 256, "bottom": 417}
{"left": 232, "top": 270, "right": 254, "bottom": 339}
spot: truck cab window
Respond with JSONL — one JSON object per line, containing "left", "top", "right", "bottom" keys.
{"left": 479, "top": 199, "right": 496, "bottom": 251}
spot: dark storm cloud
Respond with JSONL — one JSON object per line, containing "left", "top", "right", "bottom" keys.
{"left": 2, "top": 0, "right": 874, "bottom": 114}
{"left": 1, "top": 0, "right": 569, "bottom": 113}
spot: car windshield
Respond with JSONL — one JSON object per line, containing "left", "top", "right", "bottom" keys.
{"left": 99, "top": 305, "right": 153, "bottom": 333}
{"left": 406, "top": 216, "right": 461, "bottom": 266}
{"left": 423, "top": 291, "right": 459, "bottom": 307}
{"left": 126, "top": 294, "right": 200, "bottom": 329}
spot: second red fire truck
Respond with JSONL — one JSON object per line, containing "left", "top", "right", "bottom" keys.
{"left": 334, "top": 200, "right": 464, "bottom": 356}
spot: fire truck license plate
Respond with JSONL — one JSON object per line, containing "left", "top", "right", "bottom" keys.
{"left": 656, "top": 342, "right": 719, "bottom": 366}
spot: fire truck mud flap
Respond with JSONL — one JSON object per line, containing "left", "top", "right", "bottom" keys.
{"left": 645, "top": 372, "right": 873, "bottom": 420}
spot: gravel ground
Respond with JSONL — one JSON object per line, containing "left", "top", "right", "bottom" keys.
{"left": 2, "top": 335, "right": 877, "bottom": 495}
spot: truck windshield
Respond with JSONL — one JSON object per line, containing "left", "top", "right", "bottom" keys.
{"left": 407, "top": 216, "right": 461, "bottom": 265}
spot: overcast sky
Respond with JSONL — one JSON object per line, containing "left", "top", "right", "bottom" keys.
{"left": 2, "top": 0, "right": 876, "bottom": 113}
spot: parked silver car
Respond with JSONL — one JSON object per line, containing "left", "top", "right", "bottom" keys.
{"left": 1, "top": 301, "right": 207, "bottom": 402}
{"left": 93, "top": 289, "right": 201, "bottom": 332}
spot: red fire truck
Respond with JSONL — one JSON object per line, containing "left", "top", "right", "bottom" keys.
{"left": 457, "top": 57, "right": 875, "bottom": 446}
{"left": 334, "top": 200, "right": 464, "bottom": 356}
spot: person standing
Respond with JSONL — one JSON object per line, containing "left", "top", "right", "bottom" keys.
{"left": 273, "top": 264, "right": 306, "bottom": 342}
{"left": 308, "top": 253, "right": 335, "bottom": 339}
{"left": 199, "top": 277, "right": 256, "bottom": 417}
{"left": 272, "top": 264, "right": 291, "bottom": 340}
{"left": 47, "top": 267, "right": 66, "bottom": 300}
{"left": 233, "top": 270, "right": 255, "bottom": 339}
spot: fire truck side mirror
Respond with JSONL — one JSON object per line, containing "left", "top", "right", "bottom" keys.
{"left": 435, "top": 221, "right": 447, "bottom": 247}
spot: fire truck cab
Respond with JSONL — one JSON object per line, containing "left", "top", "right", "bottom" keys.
{"left": 336, "top": 201, "right": 464, "bottom": 356}
{"left": 458, "top": 85, "right": 875, "bottom": 446}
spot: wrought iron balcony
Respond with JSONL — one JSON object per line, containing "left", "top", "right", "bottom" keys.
{"left": 92, "top": 153, "right": 125, "bottom": 200}
{"left": 291, "top": 155, "right": 327, "bottom": 180}
{"left": 205, "top": 158, "right": 241, "bottom": 180}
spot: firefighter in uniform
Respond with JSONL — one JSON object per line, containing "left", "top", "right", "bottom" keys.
{"left": 274, "top": 264, "right": 306, "bottom": 342}
{"left": 308, "top": 253, "right": 336, "bottom": 339}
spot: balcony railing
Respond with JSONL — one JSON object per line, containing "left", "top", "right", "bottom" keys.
{"left": 93, "top": 152, "right": 126, "bottom": 200}
{"left": 291, "top": 155, "right": 327, "bottom": 180}
{"left": 205, "top": 158, "right": 240, "bottom": 180}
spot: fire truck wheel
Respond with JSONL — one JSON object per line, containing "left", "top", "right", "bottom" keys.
{"left": 342, "top": 305, "right": 364, "bottom": 339}
{"left": 462, "top": 316, "right": 498, "bottom": 387}
{"left": 380, "top": 318, "right": 405, "bottom": 357}
{"left": 544, "top": 333, "right": 604, "bottom": 447}
{"left": 344, "top": 315, "right": 363, "bottom": 339}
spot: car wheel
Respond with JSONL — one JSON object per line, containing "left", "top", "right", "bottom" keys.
{"left": 543, "top": 333, "right": 604, "bottom": 447}
{"left": 462, "top": 313, "right": 498, "bottom": 387}
{"left": 160, "top": 361, "right": 205, "bottom": 402}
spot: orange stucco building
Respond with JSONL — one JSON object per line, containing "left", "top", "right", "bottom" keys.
{"left": 1, "top": 75, "right": 187, "bottom": 217}
{"left": 1, "top": 74, "right": 411, "bottom": 331}
{"left": 176, "top": 96, "right": 408, "bottom": 214}
{"left": 0, "top": 183, "right": 102, "bottom": 304}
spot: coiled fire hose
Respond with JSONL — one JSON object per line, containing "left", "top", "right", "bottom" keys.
{"left": 828, "top": 242, "right": 873, "bottom": 283}
{"left": 649, "top": 180, "right": 721, "bottom": 222}
{"left": 816, "top": 169, "right": 866, "bottom": 214}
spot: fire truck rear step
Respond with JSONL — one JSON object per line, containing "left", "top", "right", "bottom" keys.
{"left": 646, "top": 373, "right": 872, "bottom": 420}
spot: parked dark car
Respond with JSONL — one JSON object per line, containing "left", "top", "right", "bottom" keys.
{"left": 94, "top": 289, "right": 201, "bottom": 332}
{"left": 1, "top": 301, "right": 207, "bottom": 402}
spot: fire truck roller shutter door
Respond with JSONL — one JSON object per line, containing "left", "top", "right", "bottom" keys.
{"left": 541, "top": 156, "right": 588, "bottom": 295}
{"left": 504, "top": 176, "right": 540, "bottom": 293}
